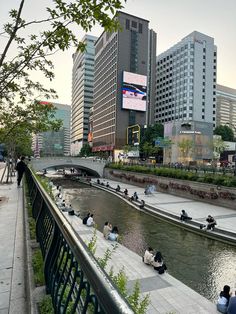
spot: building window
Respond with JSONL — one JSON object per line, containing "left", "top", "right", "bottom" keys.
{"left": 138, "top": 23, "right": 143, "bottom": 33}
{"left": 126, "top": 19, "right": 130, "bottom": 30}
{"left": 202, "top": 115, "right": 205, "bottom": 119}
{"left": 131, "top": 21, "right": 137, "bottom": 28}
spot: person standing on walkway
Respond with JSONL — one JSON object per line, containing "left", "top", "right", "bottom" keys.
{"left": 15, "top": 156, "right": 27, "bottom": 187}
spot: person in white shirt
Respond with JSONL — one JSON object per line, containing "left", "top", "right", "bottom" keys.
{"left": 143, "top": 247, "right": 154, "bottom": 265}
{"left": 103, "top": 221, "right": 112, "bottom": 239}
{"left": 86, "top": 214, "right": 94, "bottom": 227}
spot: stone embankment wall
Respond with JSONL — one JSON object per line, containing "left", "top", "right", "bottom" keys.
{"left": 104, "top": 168, "right": 236, "bottom": 209}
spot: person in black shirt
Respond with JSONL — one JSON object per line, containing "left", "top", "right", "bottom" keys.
{"left": 15, "top": 156, "right": 27, "bottom": 187}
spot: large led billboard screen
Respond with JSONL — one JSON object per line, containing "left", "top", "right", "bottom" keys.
{"left": 122, "top": 71, "right": 147, "bottom": 112}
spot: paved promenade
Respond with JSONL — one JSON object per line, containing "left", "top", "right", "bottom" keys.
{"left": 0, "top": 164, "right": 26, "bottom": 314}
{"left": 64, "top": 212, "right": 218, "bottom": 314}
{"left": 0, "top": 164, "right": 235, "bottom": 314}
{"left": 92, "top": 178, "right": 236, "bottom": 234}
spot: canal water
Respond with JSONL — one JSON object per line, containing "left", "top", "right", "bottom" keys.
{"left": 54, "top": 179, "right": 236, "bottom": 302}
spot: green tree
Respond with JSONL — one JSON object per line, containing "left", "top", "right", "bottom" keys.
{"left": 178, "top": 139, "right": 193, "bottom": 163}
{"left": 0, "top": 0, "right": 125, "bottom": 142}
{"left": 0, "top": 100, "right": 62, "bottom": 153}
{"left": 142, "top": 142, "right": 160, "bottom": 158}
{"left": 211, "top": 135, "right": 228, "bottom": 162}
{"left": 139, "top": 123, "right": 164, "bottom": 155}
{"left": 79, "top": 143, "right": 92, "bottom": 157}
{"left": 214, "top": 125, "right": 234, "bottom": 141}
{"left": 140, "top": 124, "right": 164, "bottom": 146}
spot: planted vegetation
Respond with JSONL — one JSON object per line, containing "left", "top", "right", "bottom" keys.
{"left": 108, "top": 163, "right": 236, "bottom": 188}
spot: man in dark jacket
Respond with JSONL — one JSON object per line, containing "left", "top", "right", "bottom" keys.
{"left": 16, "top": 156, "right": 27, "bottom": 187}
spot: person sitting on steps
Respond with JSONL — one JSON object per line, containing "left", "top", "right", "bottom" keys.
{"left": 152, "top": 251, "right": 167, "bottom": 274}
{"left": 139, "top": 200, "right": 145, "bottom": 209}
{"left": 116, "top": 185, "right": 121, "bottom": 192}
{"left": 200, "top": 215, "right": 217, "bottom": 231}
{"left": 180, "top": 210, "right": 192, "bottom": 222}
{"left": 131, "top": 191, "right": 138, "bottom": 201}
{"left": 143, "top": 247, "right": 154, "bottom": 265}
{"left": 108, "top": 226, "right": 119, "bottom": 241}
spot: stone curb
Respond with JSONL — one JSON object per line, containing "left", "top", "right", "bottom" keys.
{"left": 92, "top": 182, "right": 236, "bottom": 246}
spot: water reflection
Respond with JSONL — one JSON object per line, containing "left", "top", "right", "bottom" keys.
{"left": 55, "top": 180, "right": 236, "bottom": 302}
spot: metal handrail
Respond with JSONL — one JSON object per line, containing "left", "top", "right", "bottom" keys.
{"left": 26, "top": 168, "right": 133, "bottom": 314}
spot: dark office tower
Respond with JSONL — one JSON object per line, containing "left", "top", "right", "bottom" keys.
{"left": 147, "top": 29, "right": 157, "bottom": 125}
{"left": 93, "top": 12, "right": 156, "bottom": 156}
{"left": 71, "top": 35, "right": 97, "bottom": 156}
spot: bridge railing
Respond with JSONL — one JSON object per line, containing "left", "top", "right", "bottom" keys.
{"left": 25, "top": 168, "right": 133, "bottom": 314}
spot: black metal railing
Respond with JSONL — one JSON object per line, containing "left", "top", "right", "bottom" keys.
{"left": 25, "top": 168, "right": 133, "bottom": 314}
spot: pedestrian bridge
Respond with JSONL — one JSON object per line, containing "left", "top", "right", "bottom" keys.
{"left": 30, "top": 157, "right": 106, "bottom": 177}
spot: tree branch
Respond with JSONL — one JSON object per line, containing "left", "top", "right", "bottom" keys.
{"left": 0, "top": 0, "right": 25, "bottom": 67}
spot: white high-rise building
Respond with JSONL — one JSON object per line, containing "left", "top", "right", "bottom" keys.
{"left": 155, "top": 31, "right": 217, "bottom": 126}
{"left": 71, "top": 34, "right": 97, "bottom": 156}
{"left": 216, "top": 84, "right": 236, "bottom": 136}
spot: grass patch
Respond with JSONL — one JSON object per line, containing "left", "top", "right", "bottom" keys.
{"left": 39, "top": 295, "right": 54, "bottom": 314}
{"left": 32, "top": 248, "right": 45, "bottom": 286}
{"left": 28, "top": 217, "right": 36, "bottom": 239}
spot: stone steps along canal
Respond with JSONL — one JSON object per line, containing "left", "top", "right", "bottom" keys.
{"left": 53, "top": 179, "right": 236, "bottom": 303}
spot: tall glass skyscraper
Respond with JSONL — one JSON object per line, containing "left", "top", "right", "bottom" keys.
{"left": 71, "top": 34, "right": 97, "bottom": 156}
{"left": 32, "top": 102, "right": 71, "bottom": 157}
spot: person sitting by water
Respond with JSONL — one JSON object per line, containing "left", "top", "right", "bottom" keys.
{"left": 139, "top": 200, "right": 145, "bottom": 209}
{"left": 152, "top": 251, "right": 167, "bottom": 274}
{"left": 216, "top": 285, "right": 231, "bottom": 313}
{"left": 103, "top": 221, "right": 112, "bottom": 239}
{"left": 97, "top": 179, "right": 100, "bottom": 184}
{"left": 82, "top": 213, "right": 90, "bottom": 225}
{"left": 180, "top": 210, "right": 192, "bottom": 222}
{"left": 200, "top": 215, "right": 217, "bottom": 230}
{"left": 143, "top": 247, "right": 154, "bottom": 265}
{"left": 227, "top": 293, "right": 236, "bottom": 314}
{"left": 116, "top": 185, "right": 121, "bottom": 192}
{"left": 86, "top": 214, "right": 95, "bottom": 227}
{"left": 108, "top": 226, "right": 119, "bottom": 241}
{"left": 124, "top": 188, "right": 128, "bottom": 196}
{"left": 106, "top": 182, "right": 110, "bottom": 187}
{"left": 131, "top": 191, "right": 138, "bottom": 201}
{"left": 206, "top": 215, "right": 217, "bottom": 230}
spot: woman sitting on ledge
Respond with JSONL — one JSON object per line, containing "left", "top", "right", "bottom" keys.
{"left": 108, "top": 226, "right": 119, "bottom": 241}
{"left": 152, "top": 251, "right": 167, "bottom": 274}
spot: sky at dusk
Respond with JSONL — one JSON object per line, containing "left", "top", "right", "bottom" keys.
{"left": 1, "top": 0, "right": 236, "bottom": 104}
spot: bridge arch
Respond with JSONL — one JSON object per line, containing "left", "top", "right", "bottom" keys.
{"left": 44, "top": 164, "right": 100, "bottom": 177}
{"left": 31, "top": 157, "right": 105, "bottom": 177}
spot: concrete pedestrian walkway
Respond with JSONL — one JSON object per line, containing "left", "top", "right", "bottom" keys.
{"left": 94, "top": 178, "right": 236, "bottom": 235}
{"left": 64, "top": 212, "right": 218, "bottom": 314}
{"left": 0, "top": 163, "right": 26, "bottom": 314}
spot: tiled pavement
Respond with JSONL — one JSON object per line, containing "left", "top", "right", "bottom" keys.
{"left": 1, "top": 165, "right": 234, "bottom": 314}
{"left": 0, "top": 164, "right": 26, "bottom": 314}
{"left": 92, "top": 178, "right": 236, "bottom": 234}
{"left": 64, "top": 213, "right": 218, "bottom": 314}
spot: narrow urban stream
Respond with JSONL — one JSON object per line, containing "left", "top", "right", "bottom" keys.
{"left": 53, "top": 178, "right": 236, "bottom": 302}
